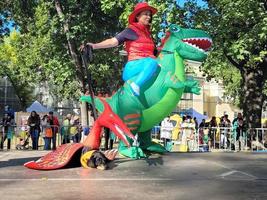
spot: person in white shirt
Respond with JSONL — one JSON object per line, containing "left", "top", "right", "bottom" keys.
{"left": 160, "top": 116, "right": 174, "bottom": 150}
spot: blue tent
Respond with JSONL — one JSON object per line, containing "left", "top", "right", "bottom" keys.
{"left": 184, "top": 108, "right": 208, "bottom": 124}
{"left": 26, "top": 100, "right": 51, "bottom": 113}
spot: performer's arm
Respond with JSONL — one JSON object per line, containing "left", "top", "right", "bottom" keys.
{"left": 87, "top": 37, "right": 119, "bottom": 49}
{"left": 82, "top": 28, "right": 137, "bottom": 50}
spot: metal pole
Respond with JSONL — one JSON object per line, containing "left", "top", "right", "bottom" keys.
{"left": 81, "top": 45, "right": 97, "bottom": 121}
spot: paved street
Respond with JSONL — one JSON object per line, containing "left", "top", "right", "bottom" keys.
{"left": 0, "top": 150, "right": 266, "bottom": 200}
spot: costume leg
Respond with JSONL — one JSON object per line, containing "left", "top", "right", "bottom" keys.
{"left": 135, "top": 58, "right": 158, "bottom": 87}
{"left": 52, "top": 131, "right": 56, "bottom": 150}
{"left": 104, "top": 128, "right": 110, "bottom": 150}
{"left": 138, "top": 130, "right": 167, "bottom": 153}
{"left": 0, "top": 134, "right": 6, "bottom": 149}
{"left": 123, "top": 58, "right": 158, "bottom": 96}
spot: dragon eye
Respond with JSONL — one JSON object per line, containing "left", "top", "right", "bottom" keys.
{"left": 171, "top": 26, "right": 180, "bottom": 32}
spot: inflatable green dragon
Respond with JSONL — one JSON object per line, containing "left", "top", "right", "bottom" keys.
{"left": 24, "top": 24, "right": 212, "bottom": 170}
{"left": 81, "top": 24, "right": 212, "bottom": 158}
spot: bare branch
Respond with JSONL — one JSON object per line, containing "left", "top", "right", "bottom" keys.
{"left": 55, "top": 0, "right": 86, "bottom": 91}
{"left": 223, "top": 49, "right": 244, "bottom": 72}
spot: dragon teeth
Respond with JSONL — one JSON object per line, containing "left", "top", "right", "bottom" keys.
{"left": 183, "top": 41, "right": 206, "bottom": 52}
{"left": 183, "top": 37, "right": 212, "bottom": 43}
{"left": 182, "top": 37, "right": 212, "bottom": 53}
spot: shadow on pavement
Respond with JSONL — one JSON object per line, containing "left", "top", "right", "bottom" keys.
{"left": 0, "top": 157, "right": 41, "bottom": 169}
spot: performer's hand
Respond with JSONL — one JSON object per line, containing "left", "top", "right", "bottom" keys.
{"left": 79, "top": 42, "right": 95, "bottom": 51}
{"left": 86, "top": 43, "right": 95, "bottom": 49}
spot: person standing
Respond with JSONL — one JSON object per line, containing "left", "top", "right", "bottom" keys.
{"left": 69, "top": 116, "right": 82, "bottom": 143}
{"left": 219, "top": 115, "right": 231, "bottom": 149}
{"left": 41, "top": 115, "right": 52, "bottom": 150}
{"left": 27, "top": 111, "right": 40, "bottom": 150}
{"left": 62, "top": 114, "right": 72, "bottom": 144}
{"left": 160, "top": 116, "right": 174, "bottom": 151}
{"left": 181, "top": 116, "right": 196, "bottom": 152}
{"left": 208, "top": 116, "right": 217, "bottom": 149}
{"left": 82, "top": 2, "right": 158, "bottom": 96}
{"left": 0, "top": 114, "right": 14, "bottom": 150}
{"left": 48, "top": 111, "right": 60, "bottom": 150}
{"left": 233, "top": 113, "right": 245, "bottom": 151}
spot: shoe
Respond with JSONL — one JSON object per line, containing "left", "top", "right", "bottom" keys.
{"left": 130, "top": 82, "right": 140, "bottom": 96}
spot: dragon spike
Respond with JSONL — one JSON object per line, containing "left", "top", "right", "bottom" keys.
{"left": 83, "top": 98, "right": 136, "bottom": 150}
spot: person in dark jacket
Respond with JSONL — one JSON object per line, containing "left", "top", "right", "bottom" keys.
{"left": 0, "top": 113, "right": 14, "bottom": 150}
{"left": 27, "top": 111, "right": 40, "bottom": 150}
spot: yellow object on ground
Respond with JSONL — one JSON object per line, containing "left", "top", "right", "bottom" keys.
{"left": 170, "top": 114, "right": 182, "bottom": 140}
{"left": 80, "top": 150, "right": 96, "bottom": 168}
{"left": 179, "top": 144, "right": 188, "bottom": 152}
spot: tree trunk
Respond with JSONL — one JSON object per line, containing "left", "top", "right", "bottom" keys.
{"left": 55, "top": 0, "right": 89, "bottom": 125}
{"left": 241, "top": 67, "right": 265, "bottom": 128}
{"left": 54, "top": 0, "right": 85, "bottom": 90}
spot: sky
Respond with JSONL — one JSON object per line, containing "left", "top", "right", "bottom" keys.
{"left": 178, "top": 0, "right": 207, "bottom": 7}
{"left": 176, "top": 0, "right": 207, "bottom": 7}
{"left": 0, "top": 15, "right": 16, "bottom": 33}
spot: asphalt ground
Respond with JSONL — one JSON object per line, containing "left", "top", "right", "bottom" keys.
{"left": 0, "top": 150, "right": 266, "bottom": 200}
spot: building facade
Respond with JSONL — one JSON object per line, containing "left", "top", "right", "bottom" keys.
{"left": 0, "top": 77, "right": 22, "bottom": 115}
{"left": 176, "top": 60, "right": 242, "bottom": 121}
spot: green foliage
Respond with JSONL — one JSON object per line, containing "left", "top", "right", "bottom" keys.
{"left": 0, "top": 0, "right": 127, "bottom": 102}
{"left": 1, "top": 0, "right": 201, "bottom": 102}
{"left": 194, "top": 0, "right": 267, "bottom": 106}
{"left": 0, "top": 31, "right": 36, "bottom": 108}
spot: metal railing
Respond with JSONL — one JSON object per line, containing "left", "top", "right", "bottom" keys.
{"left": 151, "top": 125, "right": 267, "bottom": 152}
{"left": 0, "top": 124, "right": 93, "bottom": 151}
{"left": 1, "top": 124, "right": 266, "bottom": 152}
{"left": 0, "top": 125, "right": 61, "bottom": 150}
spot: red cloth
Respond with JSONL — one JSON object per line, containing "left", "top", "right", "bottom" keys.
{"left": 24, "top": 143, "right": 84, "bottom": 170}
{"left": 125, "top": 23, "right": 155, "bottom": 61}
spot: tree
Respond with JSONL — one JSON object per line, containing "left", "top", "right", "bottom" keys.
{"left": 192, "top": 0, "right": 267, "bottom": 128}
{"left": 0, "top": 0, "right": 194, "bottom": 103}
{"left": 0, "top": 0, "right": 126, "bottom": 105}
{"left": 0, "top": 31, "right": 36, "bottom": 109}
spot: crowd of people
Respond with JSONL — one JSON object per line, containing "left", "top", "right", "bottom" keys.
{"left": 1, "top": 106, "right": 267, "bottom": 152}
{"left": 155, "top": 113, "right": 267, "bottom": 152}
{"left": 0, "top": 108, "right": 85, "bottom": 151}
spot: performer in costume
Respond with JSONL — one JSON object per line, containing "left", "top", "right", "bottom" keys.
{"left": 84, "top": 2, "right": 158, "bottom": 96}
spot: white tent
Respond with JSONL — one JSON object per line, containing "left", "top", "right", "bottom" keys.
{"left": 26, "top": 100, "right": 51, "bottom": 113}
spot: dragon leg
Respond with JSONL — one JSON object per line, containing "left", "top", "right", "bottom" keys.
{"left": 117, "top": 113, "right": 148, "bottom": 159}
{"left": 138, "top": 130, "right": 167, "bottom": 153}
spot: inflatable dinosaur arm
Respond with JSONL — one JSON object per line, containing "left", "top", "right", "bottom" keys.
{"left": 164, "top": 71, "right": 200, "bottom": 95}
{"left": 183, "top": 79, "right": 201, "bottom": 95}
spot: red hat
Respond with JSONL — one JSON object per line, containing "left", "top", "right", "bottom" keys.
{"left": 128, "top": 2, "right": 157, "bottom": 24}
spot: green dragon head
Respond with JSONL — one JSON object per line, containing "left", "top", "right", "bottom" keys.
{"left": 163, "top": 24, "right": 212, "bottom": 62}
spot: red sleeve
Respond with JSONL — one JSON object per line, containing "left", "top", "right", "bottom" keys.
{"left": 54, "top": 117, "right": 60, "bottom": 126}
